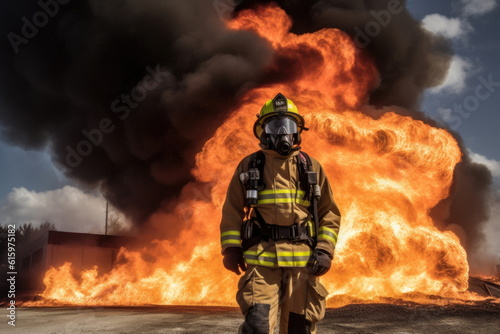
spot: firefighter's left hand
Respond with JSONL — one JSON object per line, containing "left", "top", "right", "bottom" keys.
{"left": 307, "top": 249, "right": 332, "bottom": 276}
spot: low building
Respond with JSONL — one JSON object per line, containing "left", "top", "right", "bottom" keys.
{"left": 18, "top": 230, "right": 136, "bottom": 292}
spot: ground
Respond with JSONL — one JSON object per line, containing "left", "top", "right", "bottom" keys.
{"left": 2, "top": 301, "right": 499, "bottom": 333}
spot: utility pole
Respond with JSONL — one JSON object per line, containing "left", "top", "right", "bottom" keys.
{"left": 496, "top": 257, "right": 500, "bottom": 280}
{"left": 105, "top": 201, "right": 109, "bottom": 235}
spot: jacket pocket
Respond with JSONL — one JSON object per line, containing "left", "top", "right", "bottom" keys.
{"left": 305, "top": 279, "right": 329, "bottom": 323}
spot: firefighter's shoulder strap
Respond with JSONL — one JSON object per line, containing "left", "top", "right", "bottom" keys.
{"left": 297, "top": 151, "right": 320, "bottom": 244}
{"left": 297, "top": 151, "right": 313, "bottom": 196}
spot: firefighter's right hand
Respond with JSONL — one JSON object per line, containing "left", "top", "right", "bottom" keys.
{"left": 222, "top": 247, "right": 247, "bottom": 275}
{"left": 307, "top": 249, "right": 332, "bottom": 276}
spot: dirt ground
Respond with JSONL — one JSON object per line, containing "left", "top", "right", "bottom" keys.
{"left": 2, "top": 301, "right": 499, "bottom": 334}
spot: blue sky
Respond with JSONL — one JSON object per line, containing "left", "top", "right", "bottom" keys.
{"left": 0, "top": 144, "right": 68, "bottom": 198}
{"left": 1, "top": 1, "right": 499, "bottom": 239}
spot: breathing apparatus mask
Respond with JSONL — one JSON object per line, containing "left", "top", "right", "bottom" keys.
{"left": 262, "top": 116, "right": 299, "bottom": 156}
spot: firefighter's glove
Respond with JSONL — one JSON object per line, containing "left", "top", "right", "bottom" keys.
{"left": 222, "top": 247, "right": 247, "bottom": 275}
{"left": 307, "top": 249, "right": 332, "bottom": 276}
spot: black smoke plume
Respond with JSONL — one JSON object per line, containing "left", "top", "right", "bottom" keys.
{"left": 0, "top": 0, "right": 273, "bottom": 223}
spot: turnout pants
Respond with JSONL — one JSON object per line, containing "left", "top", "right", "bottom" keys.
{"left": 236, "top": 265, "right": 329, "bottom": 334}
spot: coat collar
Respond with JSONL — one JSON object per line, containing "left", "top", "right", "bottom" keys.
{"left": 261, "top": 149, "right": 300, "bottom": 160}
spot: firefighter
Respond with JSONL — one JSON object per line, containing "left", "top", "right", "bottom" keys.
{"left": 220, "top": 93, "right": 341, "bottom": 334}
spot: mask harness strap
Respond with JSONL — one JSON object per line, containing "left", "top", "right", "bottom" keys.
{"left": 297, "top": 152, "right": 320, "bottom": 248}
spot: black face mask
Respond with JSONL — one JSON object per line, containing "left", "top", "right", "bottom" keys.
{"left": 270, "top": 134, "right": 294, "bottom": 156}
{"left": 263, "top": 117, "right": 298, "bottom": 156}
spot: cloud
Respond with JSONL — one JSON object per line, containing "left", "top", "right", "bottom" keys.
{"left": 430, "top": 56, "right": 472, "bottom": 94}
{"left": 0, "top": 186, "right": 109, "bottom": 233}
{"left": 469, "top": 152, "right": 500, "bottom": 178}
{"left": 461, "top": 0, "right": 498, "bottom": 16}
{"left": 422, "top": 14, "right": 472, "bottom": 39}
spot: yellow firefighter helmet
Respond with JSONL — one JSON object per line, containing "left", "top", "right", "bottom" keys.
{"left": 253, "top": 93, "right": 306, "bottom": 139}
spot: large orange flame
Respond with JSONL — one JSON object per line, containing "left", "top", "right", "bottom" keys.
{"left": 31, "top": 4, "right": 485, "bottom": 307}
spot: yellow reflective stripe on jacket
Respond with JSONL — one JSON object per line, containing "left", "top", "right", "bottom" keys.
{"left": 278, "top": 251, "right": 312, "bottom": 257}
{"left": 221, "top": 230, "right": 241, "bottom": 246}
{"left": 318, "top": 226, "right": 338, "bottom": 244}
{"left": 244, "top": 250, "right": 277, "bottom": 258}
{"left": 277, "top": 250, "right": 312, "bottom": 267}
{"left": 257, "top": 189, "right": 310, "bottom": 206}
{"left": 259, "top": 189, "right": 306, "bottom": 196}
{"left": 243, "top": 250, "right": 278, "bottom": 267}
{"left": 258, "top": 198, "right": 311, "bottom": 206}
{"left": 244, "top": 249, "right": 312, "bottom": 268}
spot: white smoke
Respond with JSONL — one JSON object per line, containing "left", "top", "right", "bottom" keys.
{"left": 469, "top": 152, "right": 500, "bottom": 275}
{"left": 469, "top": 152, "right": 500, "bottom": 178}
{"left": 0, "top": 186, "right": 110, "bottom": 233}
{"left": 430, "top": 56, "right": 473, "bottom": 94}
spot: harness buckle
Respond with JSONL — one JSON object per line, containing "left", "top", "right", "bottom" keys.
{"left": 270, "top": 224, "right": 299, "bottom": 240}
